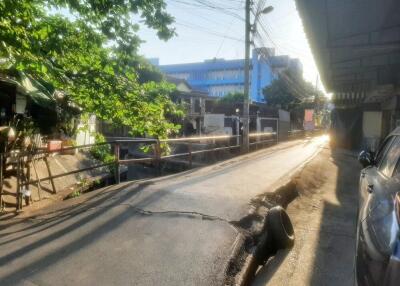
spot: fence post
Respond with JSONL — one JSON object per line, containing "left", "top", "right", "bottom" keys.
{"left": 188, "top": 142, "right": 193, "bottom": 168}
{"left": 114, "top": 143, "right": 120, "bottom": 184}
{"left": 276, "top": 119, "right": 279, "bottom": 144}
{"left": 16, "top": 156, "right": 21, "bottom": 211}
{"left": 155, "top": 140, "right": 162, "bottom": 175}
{"left": 236, "top": 117, "right": 240, "bottom": 147}
{"left": 44, "top": 155, "right": 57, "bottom": 194}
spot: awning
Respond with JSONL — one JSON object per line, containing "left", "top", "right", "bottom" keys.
{"left": 0, "top": 71, "right": 56, "bottom": 109}
{"left": 295, "top": 0, "right": 400, "bottom": 98}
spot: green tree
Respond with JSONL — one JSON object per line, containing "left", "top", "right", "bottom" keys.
{"left": 0, "top": 0, "right": 182, "bottom": 139}
{"left": 218, "top": 92, "right": 245, "bottom": 104}
{"left": 263, "top": 70, "right": 325, "bottom": 111}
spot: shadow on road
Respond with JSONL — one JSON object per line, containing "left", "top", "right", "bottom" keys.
{"left": 0, "top": 180, "right": 163, "bottom": 284}
{"left": 309, "top": 149, "right": 360, "bottom": 285}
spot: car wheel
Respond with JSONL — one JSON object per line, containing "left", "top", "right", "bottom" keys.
{"left": 268, "top": 206, "right": 295, "bottom": 250}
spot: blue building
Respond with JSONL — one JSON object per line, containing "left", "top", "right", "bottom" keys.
{"left": 158, "top": 48, "right": 302, "bottom": 103}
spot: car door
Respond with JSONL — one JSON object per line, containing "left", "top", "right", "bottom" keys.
{"left": 360, "top": 136, "right": 400, "bottom": 284}
{"left": 359, "top": 136, "right": 395, "bottom": 220}
{"left": 368, "top": 135, "right": 400, "bottom": 249}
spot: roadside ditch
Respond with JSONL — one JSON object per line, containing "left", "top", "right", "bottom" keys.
{"left": 224, "top": 147, "right": 333, "bottom": 285}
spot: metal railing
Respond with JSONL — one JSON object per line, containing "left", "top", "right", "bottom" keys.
{"left": 0, "top": 131, "right": 280, "bottom": 211}
{"left": 113, "top": 134, "right": 248, "bottom": 184}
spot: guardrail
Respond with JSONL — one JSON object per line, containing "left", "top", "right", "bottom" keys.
{"left": 0, "top": 130, "right": 284, "bottom": 211}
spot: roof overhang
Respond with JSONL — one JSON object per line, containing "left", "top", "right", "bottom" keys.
{"left": 295, "top": 0, "right": 400, "bottom": 102}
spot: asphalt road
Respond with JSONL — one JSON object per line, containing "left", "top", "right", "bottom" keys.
{"left": 0, "top": 136, "right": 327, "bottom": 286}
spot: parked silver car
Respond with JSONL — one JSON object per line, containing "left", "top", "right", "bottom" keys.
{"left": 356, "top": 127, "right": 400, "bottom": 285}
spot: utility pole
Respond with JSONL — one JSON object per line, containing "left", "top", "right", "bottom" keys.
{"left": 242, "top": 2, "right": 273, "bottom": 153}
{"left": 242, "top": 0, "right": 251, "bottom": 153}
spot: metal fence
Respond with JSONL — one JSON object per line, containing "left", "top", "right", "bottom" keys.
{"left": 0, "top": 131, "right": 284, "bottom": 211}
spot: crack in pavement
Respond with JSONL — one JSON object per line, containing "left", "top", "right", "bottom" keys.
{"left": 16, "top": 202, "right": 253, "bottom": 237}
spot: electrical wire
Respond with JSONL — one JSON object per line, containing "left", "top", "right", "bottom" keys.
{"left": 168, "top": 0, "right": 245, "bottom": 21}
{"left": 253, "top": 31, "right": 309, "bottom": 100}
{"left": 164, "top": 0, "right": 313, "bottom": 99}
{"left": 175, "top": 20, "right": 244, "bottom": 42}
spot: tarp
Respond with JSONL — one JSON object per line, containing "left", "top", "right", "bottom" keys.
{"left": 19, "top": 73, "right": 56, "bottom": 109}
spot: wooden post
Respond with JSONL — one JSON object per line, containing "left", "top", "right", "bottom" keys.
{"left": 31, "top": 158, "right": 42, "bottom": 201}
{"left": 114, "top": 143, "right": 120, "bottom": 184}
{"left": 0, "top": 154, "right": 3, "bottom": 210}
{"left": 21, "top": 156, "right": 31, "bottom": 206}
{"left": 16, "top": 157, "right": 21, "bottom": 211}
{"left": 44, "top": 155, "right": 57, "bottom": 194}
{"left": 26, "top": 159, "right": 31, "bottom": 185}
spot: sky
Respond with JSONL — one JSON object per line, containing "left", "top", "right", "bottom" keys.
{"left": 137, "top": 0, "right": 325, "bottom": 93}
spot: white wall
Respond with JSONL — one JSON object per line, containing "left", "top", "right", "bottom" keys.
{"left": 203, "top": 114, "right": 226, "bottom": 134}
{"left": 76, "top": 115, "right": 96, "bottom": 146}
{"left": 363, "top": 111, "right": 382, "bottom": 151}
{"left": 363, "top": 111, "right": 382, "bottom": 138}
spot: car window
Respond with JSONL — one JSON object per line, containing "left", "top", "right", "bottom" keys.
{"left": 375, "top": 136, "right": 395, "bottom": 166}
{"left": 379, "top": 136, "right": 400, "bottom": 177}
{"left": 392, "top": 150, "right": 400, "bottom": 178}
{"left": 393, "top": 160, "right": 400, "bottom": 177}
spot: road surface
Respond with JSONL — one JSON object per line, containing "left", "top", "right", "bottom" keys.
{"left": 0, "top": 136, "right": 327, "bottom": 286}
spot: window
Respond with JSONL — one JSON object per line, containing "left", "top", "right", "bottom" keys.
{"left": 393, "top": 159, "right": 400, "bottom": 177}
{"left": 375, "top": 136, "right": 395, "bottom": 166}
{"left": 378, "top": 136, "right": 400, "bottom": 177}
{"left": 173, "top": 73, "right": 190, "bottom": 80}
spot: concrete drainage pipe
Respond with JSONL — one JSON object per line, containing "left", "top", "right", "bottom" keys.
{"left": 268, "top": 206, "right": 295, "bottom": 250}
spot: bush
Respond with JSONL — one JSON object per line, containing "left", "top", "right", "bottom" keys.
{"left": 90, "top": 133, "right": 115, "bottom": 173}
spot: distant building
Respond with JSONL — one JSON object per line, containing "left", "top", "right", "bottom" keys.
{"left": 269, "top": 55, "right": 303, "bottom": 78}
{"left": 157, "top": 48, "right": 303, "bottom": 103}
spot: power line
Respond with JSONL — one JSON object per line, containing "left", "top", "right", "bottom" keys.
{"left": 253, "top": 31, "right": 308, "bottom": 100}
{"left": 168, "top": 0, "right": 245, "bottom": 21}
{"left": 169, "top": 0, "right": 309, "bottom": 98}
{"left": 215, "top": 18, "right": 239, "bottom": 57}
{"left": 193, "top": 0, "right": 244, "bottom": 11}
{"left": 171, "top": 0, "right": 307, "bottom": 98}
{"left": 175, "top": 21, "right": 244, "bottom": 42}
{"left": 168, "top": 1, "right": 239, "bottom": 30}
{"left": 257, "top": 18, "right": 310, "bottom": 57}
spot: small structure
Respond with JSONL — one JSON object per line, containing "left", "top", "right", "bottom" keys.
{"left": 166, "top": 75, "right": 217, "bottom": 136}
{"left": 0, "top": 70, "right": 57, "bottom": 154}
{"left": 0, "top": 70, "right": 83, "bottom": 152}
{"left": 0, "top": 70, "right": 99, "bottom": 211}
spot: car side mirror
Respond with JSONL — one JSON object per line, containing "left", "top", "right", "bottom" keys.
{"left": 358, "top": 150, "right": 374, "bottom": 168}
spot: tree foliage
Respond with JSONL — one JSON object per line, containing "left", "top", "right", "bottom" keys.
{"left": 0, "top": 0, "right": 182, "bottom": 138}
{"left": 263, "top": 70, "right": 326, "bottom": 111}
{"left": 218, "top": 92, "right": 245, "bottom": 104}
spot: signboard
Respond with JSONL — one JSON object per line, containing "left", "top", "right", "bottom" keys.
{"left": 203, "top": 114, "right": 225, "bottom": 134}
{"left": 304, "top": 109, "right": 315, "bottom": 131}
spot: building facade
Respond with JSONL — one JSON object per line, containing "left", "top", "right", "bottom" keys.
{"left": 158, "top": 48, "right": 302, "bottom": 103}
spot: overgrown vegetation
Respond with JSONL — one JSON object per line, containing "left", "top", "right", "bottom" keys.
{"left": 66, "top": 189, "right": 81, "bottom": 199}
{"left": 90, "top": 133, "right": 115, "bottom": 173}
{"left": 0, "top": 0, "right": 182, "bottom": 139}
